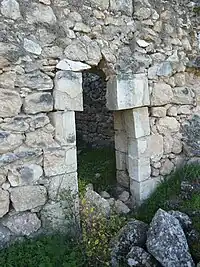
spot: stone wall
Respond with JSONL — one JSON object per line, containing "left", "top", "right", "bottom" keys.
{"left": 76, "top": 71, "right": 114, "bottom": 148}
{"left": 0, "top": 0, "right": 199, "bottom": 244}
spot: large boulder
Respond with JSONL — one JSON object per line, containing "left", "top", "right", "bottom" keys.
{"left": 146, "top": 209, "right": 195, "bottom": 267}
{"left": 127, "top": 246, "right": 159, "bottom": 267}
{"left": 111, "top": 219, "right": 148, "bottom": 266}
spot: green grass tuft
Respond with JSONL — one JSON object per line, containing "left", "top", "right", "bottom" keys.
{"left": 78, "top": 148, "right": 116, "bottom": 193}
{"left": 0, "top": 235, "right": 86, "bottom": 267}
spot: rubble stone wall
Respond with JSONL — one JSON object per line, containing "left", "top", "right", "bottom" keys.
{"left": 76, "top": 71, "right": 114, "bottom": 148}
{"left": 0, "top": 0, "right": 199, "bottom": 245}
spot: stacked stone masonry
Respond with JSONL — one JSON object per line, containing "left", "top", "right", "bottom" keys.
{"left": 0, "top": 0, "right": 199, "bottom": 244}
{"left": 76, "top": 71, "right": 114, "bottom": 148}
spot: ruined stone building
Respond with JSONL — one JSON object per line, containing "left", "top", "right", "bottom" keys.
{"left": 0, "top": 0, "right": 199, "bottom": 242}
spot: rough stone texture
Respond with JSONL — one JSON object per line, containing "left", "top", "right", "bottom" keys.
{"left": 111, "top": 219, "right": 148, "bottom": 266}
{"left": 10, "top": 186, "right": 47, "bottom": 212}
{"left": 146, "top": 209, "right": 195, "bottom": 267}
{"left": 127, "top": 246, "right": 159, "bottom": 267}
{"left": 85, "top": 188, "right": 111, "bottom": 217}
{"left": 54, "top": 71, "right": 83, "bottom": 111}
{"left": 2, "top": 212, "right": 41, "bottom": 236}
{"left": 0, "top": 189, "right": 9, "bottom": 218}
{"left": 23, "top": 93, "right": 53, "bottom": 114}
{"left": 107, "top": 73, "right": 149, "bottom": 110}
{"left": 76, "top": 72, "right": 114, "bottom": 147}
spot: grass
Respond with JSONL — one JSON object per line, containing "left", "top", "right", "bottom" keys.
{"left": 135, "top": 163, "right": 200, "bottom": 223}
{"left": 77, "top": 147, "right": 116, "bottom": 194}
{"left": 0, "top": 235, "right": 86, "bottom": 267}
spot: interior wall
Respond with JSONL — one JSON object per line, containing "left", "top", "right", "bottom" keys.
{"left": 76, "top": 71, "right": 114, "bottom": 148}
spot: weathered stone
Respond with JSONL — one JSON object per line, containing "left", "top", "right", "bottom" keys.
{"left": 127, "top": 246, "right": 158, "bottom": 267}
{"left": 26, "top": 3, "right": 56, "bottom": 25}
{"left": 49, "top": 111, "right": 76, "bottom": 146}
{"left": 107, "top": 73, "right": 149, "bottom": 110}
{"left": 116, "top": 150, "right": 127, "bottom": 171}
{"left": 167, "top": 106, "right": 177, "bottom": 117}
{"left": 0, "top": 71, "right": 16, "bottom": 89}
{"left": 124, "top": 107, "right": 150, "bottom": 138}
{"left": 146, "top": 209, "right": 195, "bottom": 267}
{"left": 116, "top": 170, "right": 130, "bottom": 189}
{"left": 111, "top": 219, "right": 148, "bottom": 266}
{"left": 134, "top": 7, "right": 151, "bottom": 20}
{"left": 118, "top": 191, "right": 130, "bottom": 203}
{"left": 149, "top": 134, "right": 163, "bottom": 162}
{"left": 16, "top": 71, "right": 53, "bottom": 91}
{"left": 0, "top": 189, "right": 9, "bottom": 218}
{"left": 0, "top": 226, "right": 11, "bottom": 248}
{"left": 24, "top": 38, "right": 42, "bottom": 55}
{"left": 2, "top": 212, "right": 41, "bottom": 236}
{"left": 151, "top": 107, "right": 166, "bottom": 117}
{"left": 130, "top": 177, "right": 161, "bottom": 203}
{"left": 10, "top": 185, "right": 47, "bottom": 211}
{"left": 168, "top": 211, "right": 192, "bottom": 232}
{"left": 8, "top": 164, "right": 43, "bottom": 187}
{"left": 1, "top": 0, "right": 21, "bottom": 19}
{"left": 56, "top": 59, "right": 91, "bottom": 72}
{"left": 25, "top": 129, "right": 57, "bottom": 148}
{"left": 110, "top": 0, "right": 133, "bottom": 15}
{"left": 172, "top": 87, "right": 194, "bottom": 105}
{"left": 48, "top": 172, "right": 78, "bottom": 200}
{"left": 157, "top": 62, "right": 173, "bottom": 77}
{"left": 54, "top": 71, "right": 83, "bottom": 111}
{"left": 174, "top": 73, "right": 186, "bottom": 87}
{"left": 157, "top": 117, "right": 180, "bottom": 134}
{"left": 0, "top": 90, "right": 22, "bottom": 117}
{"left": 172, "top": 138, "right": 182, "bottom": 154}
{"left": 151, "top": 82, "right": 173, "bottom": 106}
{"left": 43, "top": 147, "right": 77, "bottom": 176}
{"left": 0, "top": 117, "right": 29, "bottom": 132}
{"left": 0, "top": 131, "right": 24, "bottom": 153}
{"left": 23, "top": 92, "right": 53, "bottom": 114}
{"left": 100, "top": 191, "right": 110, "bottom": 199}
{"left": 85, "top": 188, "right": 111, "bottom": 217}
{"left": 40, "top": 201, "right": 77, "bottom": 233}
{"left": 160, "top": 159, "right": 174, "bottom": 176}
{"left": 163, "top": 134, "right": 173, "bottom": 154}
{"left": 114, "top": 200, "right": 130, "bottom": 214}
{"left": 64, "top": 36, "right": 101, "bottom": 65}
{"left": 74, "top": 22, "right": 91, "bottom": 33}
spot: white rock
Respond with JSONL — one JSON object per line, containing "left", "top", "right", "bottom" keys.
{"left": 118, "top": 191, "right": 130, "bottom": 203}
{"left": 151, "top": 82, "right": 173, "bottom": 106}
{"left": 2, "top": 212, "right": 41, "bottom": 236}
{"left": 160, "top": 159, "right": 174, "bottom": 175}
{"left": 54, "top": 71, "right": 83, "bottom": 111}
{"left": 8, "top": 164, "right": 43, "bottom": 187}
{"left": 50, "top": 111, "right": 76, "bottom": 146}
{"left": 151, "top": 107, "right": 166, "bottom": 117}
{"left": 137, "top": 39, "right": 150, "bottom": 48}
{"left": 0, "top": 90, "right": 22, "bottom": 117}
{"left": 1, "top": 0, "right": 21, "bottom": 19}
{"left": 114, "top": 200, "right": 130, "bottom": 214}
{"left": 26, "top": 3, "right": 56, "bottom": 25}
{"left": 157, "top": 117, "right": 180, "bottom": 134}
{"left": 0, "top": 189, "right": 9, "bottom": 218}
{"left": 10, "top": 186, "right": 47, "bottom": 212}
{"left": 56, "top": 59, "right": 91, "bottom": 72}
{"left": 107, "top": 73, "right": 150, "bottom": 110}
{"left": 23, "top": 92, "right": 53, "bottom": 114}
{"left": 24, "top": 39, "right": 42, "bottom": 55}
{"left": 44, "top": 147, "right": 77, "bottom": 177}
